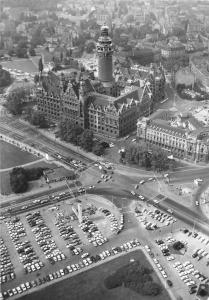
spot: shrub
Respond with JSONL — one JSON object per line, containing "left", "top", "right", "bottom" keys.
{"left": 142, "top": 281, "right": 162, "bottom": 296}
{"left": 104, "top": 274, "right": 123, "bottom": 289}
{"left": 104, "top": 260, "right": 161, "bottom": 296}
{"left": 92, "top": 142, "right": 105, "bottom": 156}
{"left": 25, "top": 167, "right": 44, "bottom": 181}
{"left": 173, "top": 241, "right": 184, "bottom": 251}
{"left": 10, "top": 167, "right": 28, "bottom": 193}
{"left": 10, "top": 167, "right": 45, "bottom": 193}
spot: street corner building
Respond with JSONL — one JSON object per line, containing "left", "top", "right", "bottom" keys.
{"left": 36, "top": 25, "right": 159, "bottom": 138}
{"left": 137, "top": 109, "right": 209, "bottom": 163}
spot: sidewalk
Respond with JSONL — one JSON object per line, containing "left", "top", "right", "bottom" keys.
{"left": 0, "top": 180, "right": 68, "bottom": 203}
{"left": 199, "top": 182, "right": 209, "bottom": 221}
{"left": 20, "top": 119, "right": 102, "bottom": 162}
{"left": 0, "top": 158, "right": 45, "bottom": 173}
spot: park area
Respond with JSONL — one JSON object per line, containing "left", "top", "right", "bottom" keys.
{"left": 0, "top": 141, "right": 38, "bottom": 170}
{"left": 19, "top": 250, "right": 170, "bottom": 300}
{"left": 0, "top": 141, "right": 56, "bottom": 195}
{"left": 1, "top": 58, "right": 38, "bottom": 74}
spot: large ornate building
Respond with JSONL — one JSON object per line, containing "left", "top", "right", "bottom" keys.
{"left": 137, "top": 109, "right": 209, "bottom": 162}
{"left": 36, "top": 25, "right": 162, "bottom": 138}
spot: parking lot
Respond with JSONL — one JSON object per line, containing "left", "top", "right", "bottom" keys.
{"left": 0, "top": 195, "right": 126, "bottom": 299}
{"left": 151, "top": 227, "right": 209, "bottom": 297}
{"left": 135, "top": 206, "right": 177, "bottom": 231}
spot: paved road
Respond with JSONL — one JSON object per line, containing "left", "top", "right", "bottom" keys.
{"left": 170, "top": 167, "right": 209, "bottom": 183}
{"left": 0, "top": 158, "right": 45, "bottom": 172}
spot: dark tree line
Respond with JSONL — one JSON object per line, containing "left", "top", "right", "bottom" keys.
{"left": 5, "top": 87, "right": 30, "bottom": 115}
{"left": 10, "top": 167, "right": 44, "bottom": 193}
{"left": 58, "top": 119, "right": 105, "bottom": 156}
{"left": 0, "top": 65, "right": 12, "bottom": 88}
{"left": 121, "top": 143, "right": 176, "bottom": 171}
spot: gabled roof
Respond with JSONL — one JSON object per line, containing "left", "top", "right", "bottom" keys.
{"left": 89, "top": 92, "right": 115, "bottom": 108}
{"left": 114, "top": 87, "right": 143, "bottom": 108}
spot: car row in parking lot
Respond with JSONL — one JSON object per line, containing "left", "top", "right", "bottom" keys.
{"left": 182, "top": 228, "right": 209, "bottom": 264}
{"left": 79, "top": 216, "right": 108, "bottom": 247}
{"left": 54, "top": 213, "right": 82, "bottom": 247}
{"left": 26, "top": 211, "right": 66, "bottom": 264}
{"left": 5, "top": 218, "right": 43, "bottom": 274}
{"left": 0, "top": 238, "right": 15, "bottom": 285}
{"left": 136, "top": 207, "right": 176, "bottom": 230}
{"left": 1, "top": 239, "right": 141, "bottom": 299}
{"left": 99, "top": 208, "right": 124, "bottom": 234}
{"left": 172, "top": 260, "right": 209, "bottom": 294}
{"left": 183, "top": 228, "right": 209, "bottom": 246}
{"left": 155, "top": 239, "right": 172, "bottom": 257}
{"left": 149, "top": 209, "right": 176, "bottom": 226}
{"left": 153, "top": 258, "right": 168, "bottom": 278}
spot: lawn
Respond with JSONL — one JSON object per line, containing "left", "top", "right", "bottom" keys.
{"left": 1, "top": 58, "right": 38, "bottom": 74}
{"left": 0, "top": 141, "right": 38, "bottom": 169}
{"left": 0, "top": 171, "right": 12, "bottom": 195}
{"left": 19, "top": 250, "right": 170, "bottom": 300}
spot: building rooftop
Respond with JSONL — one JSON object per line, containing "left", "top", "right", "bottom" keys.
{"left": 147, "top": 109, "right": 209, "bottom": 142}
{"left": 191, "top": 55, "right": 209, "bottom": 78}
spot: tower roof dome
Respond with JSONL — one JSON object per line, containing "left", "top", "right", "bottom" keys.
{"left": 101, "top": 24, "right": 109, "bottom": 36}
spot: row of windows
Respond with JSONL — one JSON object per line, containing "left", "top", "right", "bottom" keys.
{"left": 147, "top": 136, "right": 206, "bottom": 153}
{"left": 39, "top": 108, "right": 59, "bottom": 117}
{"left": 89, "top": 123, "right": 118, "bottom": 135}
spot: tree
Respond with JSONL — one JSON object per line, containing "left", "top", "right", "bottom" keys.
{"left": 151, "top": 149, "right": 169, "bottom": 172}
{"left": 92, "top": 142, "right": 105, "bottom": 156}
{"left": 173, "top": 241, "right": 184, "bottom": 251}
{"left": 142, "top": 281, "right": 161, "bottom": 296}
{"left": 66, "top": 48, "right": 72, "bottom": 57}
{"left": 31, "top": 26, "right": 46, "bottom": 47}
{"left": 38, "top": 57, "right": 43, "bottom": 73}
{"left": 29, "top": 47, "right": 36, "bottom": 56}
{"left": 80, "top": 130, "right": 94, "bottom": 151}
{"left": 34, "top": 74, "right": 40, "bottom": 84}
{"left": 16, "top": 39, "right": 28, "bottom": 58}
{"left": 85, "top": 41, "right": 96, "bottom": 53}
{"left": 143, "top": 152, "right": 152, "bottom": 169}
{"left": 58, "top": 119, "right": 83, "bottom": 145}
{"left": 31, "top": 111, "right": 48, "bottom": 128}
{"left": 0, "top": 65, "right": 12, "bottom": 87}
{"left": 5, "top": 87, "right": 29, "bottom": 115}
{"left": 10, "top": 167, "right": 28, "bottom": 193}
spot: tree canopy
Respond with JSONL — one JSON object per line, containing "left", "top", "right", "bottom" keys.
{"left": 16, "top": 39, "right": 28, "bottom": 58}
{"left": 38, "top": 57, "right": 43, "bottom": 73}
{"left": 31, "top": 111, "right": 49, "bottom": 128}
{"left": 123, "top": 143, "right": 176, "bottom": 171}
{"left": 104, "top": 260, "right": 162, "bottom": 296}
{"left": 10, "top": 167, "right": 28, "bottom": 193}
{"left": 79, "top": 129, "right": 94, "bottom": 152}
{"left": 0, "top": 65, "right": 12, "bottom": 88}
{"left": 10, "top": 167, "right": 44, "bottom": 193}
{"left": 58, "top": 119, "right": 105, "bottom": 155}
{"left": 85, "top": 41, "right": 96, "bottom": 54}
{"left": 5, "top": 87, "right": 30, "bottom": 115}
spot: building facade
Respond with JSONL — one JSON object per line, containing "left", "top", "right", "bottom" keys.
{"left": 37, "top": 71, "right": 153, "bottom": 138}
{"left": 190, "top": 55, "right": 209, "bottom": 92}
{"left": 161, "top": 41, "right": 186, "bottom": 59}
{"left": 147, "top": 64, "right": 166, "bottom": 102}
{"left": 36, "top": 25, "right": 165, "bottom": 139}
{"left": 137, "top": 109, "right": 209, "bottom": 162}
